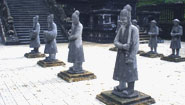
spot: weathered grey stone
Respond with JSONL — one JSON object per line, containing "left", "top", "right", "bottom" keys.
{"left": 109, "top": 47, "right": 118, "bottom": 51}
{"left": 132, "top": 19, "right": 140, "bottom": 30}
{"left": 57, "top": 70, "right": 96, "bottom": 82}
{"left": 113, "top": 7, "right": 139, "bottom": 98}
{"left": 24, "top": 52, "right": 45, "bottom": 58}
{"left": 37, "top": 59, "right": 65, "bottom": 67}
{"left": 67, "top": 10, "right": 85, "bottom": 74}
{"left": 96, "top": 90, "right": 155, "bottom": 105}
{"left": 109, "top": 47, "right": 143, "bottom": 55}
{"left": 29, "top": 15, "right": 41, "bottom": 54}
{"left": 148, "top": 20, "right": 159, "bottom": 54}
{"left": 161, "top": 56, "right": 185, "bottom": 62}
{"left": 43, "top": 14, "right": 58, "bottom": 62}
{"left": 140, "top": 51, "right": 164, "bottom": 58}
{"left": 169, "top": 19, "right": 183, "bottom": 57}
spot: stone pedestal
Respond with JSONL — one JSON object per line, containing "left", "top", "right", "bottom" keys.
{"left": 137, "top": 50, "right": 145, "bottom": 54}
{"left": 24, "top": 53, "right": 45, "bottom": 58}
{"left": 109, "top": 47, "right": 118, "bottom": 52}
{"left": 140, "top": 52, "right": 163, "bottom": 58}
{"left": 57, "top": 70, "right": 96, "bottom": 82}
{"left": 96, "top": 90, "right": 155, "bottom": 105}
{"left": 37, "top": 60, "right": 65, "bottom": 67}
{"left": 161, "top": 56, "right": 185, "bottom": 62}
{"left": 112, "top": 90, "right": 139, "bottom": 98}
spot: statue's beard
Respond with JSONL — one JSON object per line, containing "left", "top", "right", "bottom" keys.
{"left": 174, "top": 24, "right": 179, "bottom": 26}
{"left": 33, "top": 23, "right": 37, "bottom": 30}
{"left": 122, "top": 22, "right": 128, "bottom": 27}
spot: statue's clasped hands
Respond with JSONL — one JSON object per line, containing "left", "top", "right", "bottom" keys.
{"left": 122, "top": 44, "right": 130, "bottom": 51}
{"left": 43, "top": 31, "right": 48, "bottom": 35}
{"left": 68, "top": 29, "right": 72, "bottom": 35}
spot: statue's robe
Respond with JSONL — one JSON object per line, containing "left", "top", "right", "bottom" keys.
{"left": 68, "top": 23, "right": 85, "bottom": 63}
{"left": 44, "top": 22, "right": 58, "bottom": 54}
{"left": 148, "top": 26, "right": 159, "bottom": 48}
{"left": 170, "top": 25, "right": 183, "bottom": 49}
{"left": 30, "top": 23, "right": 40, "bottom": 48}
{"left": 113, "top": 25, "right": 139, "bottom": 82}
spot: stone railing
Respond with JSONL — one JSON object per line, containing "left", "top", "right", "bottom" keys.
{"left": 0, "top": 0, "right": 19, "bottom": 44}
{"left": 45, "top": 0, "right": 70, "bottom": 36}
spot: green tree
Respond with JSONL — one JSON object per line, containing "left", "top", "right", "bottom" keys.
{"left": 138, "top": 0, "right": 185, "bottom": 7}
{"left": 165, "top": 0, "right": 185, "bottom": 3}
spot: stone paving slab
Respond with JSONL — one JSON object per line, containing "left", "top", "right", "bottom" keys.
{"left": 0, "top": 41, "right": 185, "bottom": 105}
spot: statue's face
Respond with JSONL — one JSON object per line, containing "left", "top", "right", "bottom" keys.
{"left": 120, "top": 16, "right": 128, "bottom": 26}
{"left": 33, "top": 18, "right": 36, "bottom": 23}
{"left": 47, "top": 17, "right": 53, "bottom": 24}
{"left": 72, "top": 16, "right": 79, "bottom": 25}
{"left": 151, "top": 22, "right": 156, "bottom": 27}
{"left": 173, "top": 21, "right": 179, "bottom": 26}
{"left": 132, "top": 21, "right": 136, "bottom": 25}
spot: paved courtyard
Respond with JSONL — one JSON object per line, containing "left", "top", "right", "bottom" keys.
{"left": 0, "top": 41, "right": 185, "bottom": 105}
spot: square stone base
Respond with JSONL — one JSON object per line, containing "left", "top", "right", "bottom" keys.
{"left": 109, "top": 47, "right": 118, "bottom": 52}
{"left": 24, "top": 53, "right": 45, "bottom": 58}
{"left": 137, "top": 50, "right": 145, "bottom": 55}
{"left": 161, "top": 56, "right": 185, "bottom": 62}
{"left": 96, "top": 90, "right": 155, "bottom": 105}
{"left": 140, "top": 52, "right": 163, "bottom": 58}
{"left": 57, "top": 70, "right": 96, "bottom": 82}
{"left": 37, "top": 60, "right": 65, "bottom": 67}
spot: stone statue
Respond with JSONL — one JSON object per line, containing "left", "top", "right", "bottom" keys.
{"left": 43, "top": 14, "right": 58, "bottom": 62}
{"left": 115, "top": 20, "right": 121, "bottom": 34}
{"left": 115, "top": 5, "right": 132, "bottom": 34}
{"left": 169, "top": 19, "right": 183, "bottom": 58}
{"left": 132, "top": 19, "right": 140, "bottom": 30}
{"left": 67, "top": 10, "right": 85, "bottom": 74}
{"left": 29, "top": 15, "right": 40, "bottom": 53}
{"left": 112, "top": 7, "right": 139, "bottom": 98}
{"left": 148, "top": 20, "right": 159, "bottom": 54}
{"left": 124, "top": 4, "right": 132, "bottom": 22}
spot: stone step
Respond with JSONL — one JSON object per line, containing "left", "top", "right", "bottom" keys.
{"left": 10, "top": 10, "right": 50, "bottom": 13}
{"left": 13, "top": 18, "right": 48, "bottom": 20}
{"left": 11, "top": 13, "right": 49, "bottom": 15}
{"left": 139, "top": 35, "right": 150, "bottom": 38}
{"left": 16, "top": 30, "right": 62, "bottom": 33}
{"left": 7, "top": 1, "right": 46, "bottom": 3}
{"left": 140, "top": 38, "right": 150, "bottom": 40}
{"left": 18, "top": 39, "right": 68, "bottom": 44}
{"left": 12, "top": 17, "right": 53, "bottom": 20}
{"left": 8, "top": 3, "right": 45, "bottom": 5}
{"left": 5, "top": 0, "right": 68, "bottom": 44}
{"left": 15, "top": 28, "right": 49, "bottom": 30}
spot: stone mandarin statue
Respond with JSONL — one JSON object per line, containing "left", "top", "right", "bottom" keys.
{"left": 115, "top": 20, "right": 121, "bottom": 34}
{"left": 132, "top": 19, "right": 140, "bottom": 30}
{"left": 113, "top": 7, "right": 139, "bottom": 98}
{"left": 110, "top": 4, "right": 133, "bottom": 52}
{"left": 67, "top": 10, "right": 85, "bottom": 74}
{"left": 169, "top": 19, "right": 183, "bottom": 58}
{"left": 97, "top": 5, "right": 155, "bottom": 105}
{"left": 43, "top": 14, "right": 58, "bottom": 62}
{"left": 29, "top": 15, "right": 40, "bottom": 53}
{"left": 148, "top": 20, "right": 159, "bottom": 54}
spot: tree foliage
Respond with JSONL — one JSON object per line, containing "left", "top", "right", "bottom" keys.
{"left": 138, "top": 0, "right": 185, "bottom": 6}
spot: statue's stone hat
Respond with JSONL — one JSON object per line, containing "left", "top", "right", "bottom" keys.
{"left": 132, "top": 19, "right": 137, "bottom": 23}
{"left": 72, "top": 10, "right": 80, "bottom": 19}
{"left": 173, "top": 19, "right": 180, "bottom": 23}
{"left": 34, "top": 15, "right": 39, "bottom": 22}
{"left": 151, "top": 20, "right": 157, "bottom": 24}
{"left": 124, "top": 4, "right": 132, "bottom": 12}
{"left": 120, "top": 9, "right": 129, "bottom": 17}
